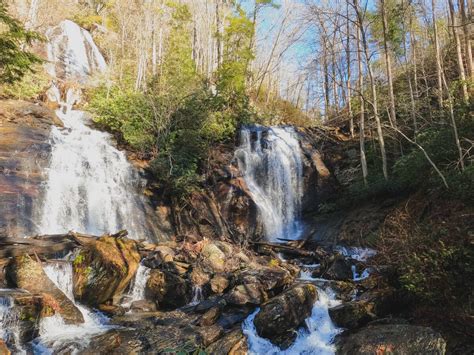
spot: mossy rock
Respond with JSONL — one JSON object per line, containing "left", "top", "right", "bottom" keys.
{"left": 73, "top": 236, "right": 140, "bottom": 306}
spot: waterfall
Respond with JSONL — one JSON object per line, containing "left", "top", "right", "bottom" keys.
{"left": 242, "top": 287, "right": 341, "bottom": 355}
{"left": 236, "top": 126, "right": 304, "bottom": 241}
{"left": 189, "top": 285, "right": 204, "bottom": 306}
{"left": 122, "top": 263, "right": 151, "bottom": 307}
{"left": 0, "top": 295, "right": 24, "bottom": 353}
{"left": 35, "top": 262, "right": 111, "bottom": 352}
{"left": 36, "top": 106, "right": 152, "bottom": 239}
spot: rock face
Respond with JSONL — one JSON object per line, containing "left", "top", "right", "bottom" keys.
{"left": 337, "top": 324, "right": 447, "bottom": 354}
{"left": 253, "top": 283, "right": 317, "bottom": 347}
{"left": 5, "top": 255, "right": 83, "bottom": 324}
{"left": 0, "top": 100, "right": 62, "bottom": 238}
{"left": 145, "top": 269, "right": 191, "bottom": 309}
{"left": 72, "top": 236, "right": 140, "bottom": 306}
{"left": 329, "top": 300, "right": 376, "bottom": 329}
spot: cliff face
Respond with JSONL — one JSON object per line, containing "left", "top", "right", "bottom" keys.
{"left": 0, "top": 100, "right": 62, "bottom": 238}
{"left": 153, "top": 127, "right": 352, "bottom": 244}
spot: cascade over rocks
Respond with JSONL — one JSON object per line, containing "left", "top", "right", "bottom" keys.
{"left": 5, "top": 255, "right": 84, "bottom": 324}
{"left": 72, "top": 235, "right": 140, "bottom": 306}
{"left": 253, "top": 283, "right": 317, "bottom": 348}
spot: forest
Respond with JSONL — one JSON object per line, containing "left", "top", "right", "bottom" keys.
{"left": 0, "top": 0, "right": 473, "bottom": 354}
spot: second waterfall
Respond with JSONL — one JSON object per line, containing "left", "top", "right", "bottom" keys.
{"left": 236, "top": 126, "right": 304, "bottom": 242}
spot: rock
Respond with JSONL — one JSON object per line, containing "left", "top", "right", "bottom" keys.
{"left": 72, "top": 236, "right": 140, "bottom": 307}
{"left": 6, "top": 255, "right": 84, "bottom": 324}
{"left": 329, "top": 300, "right": 376, "bottom": 329}
{"left": 0, "top": 340, "right": 10, "bottom": 355}
{"left": 0, "top": 100, "right": 62, "bottom": 238}
{"left": 97, "top": 304, "right": 125, "bottom": 317}
{"left": 130, "top": 300, "right": 157, "bottom": 313}
{"left": 253, "top": 283, "right": 317, "bottom": 347}
{"left": 0, "top": 289, "right": 46, "bottom": 347}
{"left": 324, "top": 256, "right": 353, "bottom": 281}
{"left": 336, "top": 324, "right": 447, "bottom": 354}
{"left": 200, "top": 306, "right": 222, "bottom": 326}
{"left": 194, "top": 296, "right": 226, "bottom": 313}
{"left": 206, "top": 328, "right": 248, "bottom": 355}
{"left": 210, "top": 274, "right": 229, "bottom": 294}
{"left": 201, "top": 242, "right": 227, "bottom": 273}
{"left": 191, "top": 267, "right": 211, "bottom": 286}
{"left": 226, "top": 283, "right": 267, "bottom": 305}
{"left": 145, "top": 270, "right": 191, "bottom": 309}
{"left": 197, "top": 324, "right": 224, "bottom": 346}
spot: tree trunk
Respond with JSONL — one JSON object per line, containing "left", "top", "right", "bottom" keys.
{"left": 354, "top": 0, "right": 388, "bottom": 180}
{"left": 459, "top": 0, "right": 473, "bottom": 80}
{"left": 356, "top": 23, "right": 368, "bottom": 185}
{"left": 448, "top": 0, "right": 469, "bottom": 102}
{"left": 346, "top": 2, "right": 354, "bottom": 137}
{"left": 432, "top": 0, "right": 444, "bottom": 107}
{"left": 381, "top": 0, "right": 397, "bottom": 127}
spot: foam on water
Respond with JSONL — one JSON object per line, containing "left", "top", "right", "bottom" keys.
{"left": 242, "top": 287, "right": 342, "bottom": 355}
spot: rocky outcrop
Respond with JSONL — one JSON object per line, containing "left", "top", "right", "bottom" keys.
{"left": 72, "top": 235, "right": 140, "bottom": 306}
{"left": 0, "top": 100, "right": 62, "bottom": 238}
{"left": 337, "top": 324, "right": 447, "bottom": 354}
{"left": 329, "top": 300, "right": 376, "bottom": 329}
{"left": 253, "top": 283, "right": 317, "bottom": 348}
{"left": 145, "top": 269, "right": 191, "bottom": 309}
{"left": 5, "top": 255, "right": 83, "bottom": 324}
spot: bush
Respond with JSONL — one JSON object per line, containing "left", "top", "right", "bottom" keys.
{"left": 0, "top": 65, "right": 49, "bottom": 99}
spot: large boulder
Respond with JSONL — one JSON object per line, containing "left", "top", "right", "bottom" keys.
{"left": 329, "top": 300, "right": 376, "bottom": 329}
{"left": 253, "top": 283, "right": 317, "bottom": 347}
{"left": 337, "top": 324, "right": 447, "bottom": 354}
{"left": 6, "top": 255, "right": 83, "bottom": 324}
{"left": 145, "top": 269, "right": 191, "bottom": 309}
{"left": 73, "top": 236, "right": 140, "bottom": 306}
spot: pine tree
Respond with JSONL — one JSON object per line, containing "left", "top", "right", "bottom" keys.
{"left": 0, "top": 0, "right": 43, "bottom": 84}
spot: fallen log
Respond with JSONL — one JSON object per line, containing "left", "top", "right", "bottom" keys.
{"left": 0, "top": 230, "right": 130, "bottom": 259}
{"left": 250, "top": 241, "right": 316, "bottom": 258}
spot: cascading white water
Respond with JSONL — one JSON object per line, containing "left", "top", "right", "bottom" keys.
{"left": 189, "top": 285, "right": 204, "bottom": 306}
{"left": 243, "top": 287, "right": 341, "bottom": 355}
{"left": 35, "top": 262, "right": 111, "bottom": 352}
{"left": 236, "top": 126, "right": 304, "bottom": 242}
{"left": 0, "top": 295, "right": 24, "bottom": 353}
{"left": 122, "top": 263, "right": 151, "bottom": 307}
{"left": 37, "top": 107, "right": 152, "bottom": 239}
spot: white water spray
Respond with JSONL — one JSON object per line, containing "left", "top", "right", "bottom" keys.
{"left": 243, "top": 287, "right": 341, "bottom": 355}
{"left": 236, "top": 126, "right": 304, "bottom": 241}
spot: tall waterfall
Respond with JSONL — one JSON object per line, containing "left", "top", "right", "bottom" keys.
{"left": 236, "top": 126, "right": 304, "bottom": 241}
{"left": 35, "top": 20, "right": 154, "bottom": 240}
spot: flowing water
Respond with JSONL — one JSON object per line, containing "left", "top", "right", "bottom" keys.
{"left": 33, "top": 262, "right": 111, "bottom": 353}
{"left": 235, "top": 126, "right": 304, "bottom": 242}
{"left": 242, "top": 287, "right": 341, "bottom": 355}
{"left": 122, "top": 263, "right": 151, "bottom": 307}
{"left": 0, "top": 295, "right": 24, "bottom": 353}
{"left": 18, "top": 20, "right": 152, "bottom": 352}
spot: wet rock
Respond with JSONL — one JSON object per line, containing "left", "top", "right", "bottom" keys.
{"left": 206, "top": 328, "right": 248, "bottom": 355}
{"left": 72, "top": 235, "right": 140, "bottom": 307}
{"left": 226, "top": 283, "right": 267, "bottom": 305}
{"left": 253, "top": 283, "right": 317, "bottom": 347}
{"left": 194, "top": 296, "right": 226, "bottom": 313}
{"left": 217, "top": 309, "right": 252, "bottom": 329}
{"left": 329, "top": 300, "right": 376, "bottom": 329}
{"left": 0, "top": 289, "right": 45, "bottom": 345}
{"left": 145, "top": 269, "right": 191, "bottom": 309}
{"left": 324, "top": 256, "right": 353, "bottom": 281}
{"left": 336, "top": 324, "right": 447, "bottom": 354}
{"left": 6, "top": 255, "right": 84, "bottom": 324}
{"left": 97, "top": 304, "right": 125, "bottom": 317}
{"left": 210, "top": 274, "right": 229, "bottom": 294}
{"left": 0, "top": 100, "right": 62, "bottom": 238}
